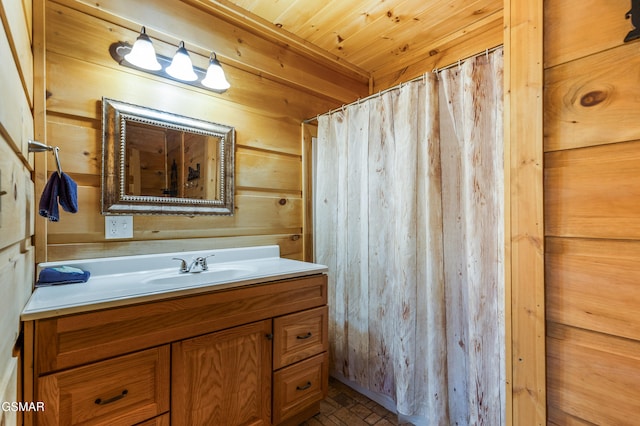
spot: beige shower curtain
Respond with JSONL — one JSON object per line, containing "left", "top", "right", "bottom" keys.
{"left": 315, "top": 48, "right": 504, "bottom": 425}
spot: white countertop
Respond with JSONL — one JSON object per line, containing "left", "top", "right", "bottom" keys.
{"left": 21, "top": 245, "right": 327, "bottom": 320}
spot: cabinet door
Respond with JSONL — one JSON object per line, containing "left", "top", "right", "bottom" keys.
{"left": 171, "top": 320, "right": 272, "bottom": 426}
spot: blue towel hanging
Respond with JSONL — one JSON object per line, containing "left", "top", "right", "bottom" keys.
{"left": 39, "top": 172, "right": 61, "bottom": 222}
{"left": 59, "top": 172, "right": 78, "bottom": 213}
{"left": 37, "top": 146, "right": 78, "bottom": 221}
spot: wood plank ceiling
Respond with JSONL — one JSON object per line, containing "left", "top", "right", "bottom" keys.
{"left": 194, "top": 0, "right": 503, "bottom": 85}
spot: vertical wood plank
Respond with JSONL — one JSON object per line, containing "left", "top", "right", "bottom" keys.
{"left": 301, "top": 123, "right": 316, "bottom": 262}
{"left": 505, "top": 0, "right": 545, "bottom": 424}
{"left": 33, "top": 0, "right": 47, "bottom": 264}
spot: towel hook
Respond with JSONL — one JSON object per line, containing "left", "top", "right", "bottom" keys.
{"left": 53, "top": 147, "right": 62, "bottom": 177}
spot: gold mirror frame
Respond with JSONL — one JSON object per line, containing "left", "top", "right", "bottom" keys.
{"left": 102, "top": 97, "right": 235, "bottom": 215}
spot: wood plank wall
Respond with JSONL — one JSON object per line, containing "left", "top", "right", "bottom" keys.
{"left": 544, "top": 0, "right": 640, "bottom": 424}
{"left": 0, "top": 0, "right": 35, "bottom": 424}
{"left": 39, "top": 0, "right": 368, "bottom": 263}
{"left": 372, "top": 8, "right": 503, "bottom": 92}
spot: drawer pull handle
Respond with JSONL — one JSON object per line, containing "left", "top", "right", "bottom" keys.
{"left": 296, "top": 381, "right": 312, "bottom": 391}
{"left": 296, "top": 332, "right": 312, "bottom": 340}
{"left": 95, "top": 389, "right": 128, "bottom": 405}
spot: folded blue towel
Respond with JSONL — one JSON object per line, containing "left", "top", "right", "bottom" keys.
{"left": 36, "top": 266, "right": 90, "bottom": 286}
{"left": 38, "top": 172, "right": 79, "bottom": 221}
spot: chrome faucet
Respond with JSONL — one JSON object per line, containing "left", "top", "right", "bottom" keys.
{"left": 172, "top": 254, "right": 215, "bottom": 273}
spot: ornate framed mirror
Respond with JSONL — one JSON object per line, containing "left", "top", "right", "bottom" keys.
{"left": 102, "top": 97, "right": 235, "bottom": 215}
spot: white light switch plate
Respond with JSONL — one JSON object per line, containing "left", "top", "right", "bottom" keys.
{"left": 105, "top": 215, "right": 133, "bottom": 239}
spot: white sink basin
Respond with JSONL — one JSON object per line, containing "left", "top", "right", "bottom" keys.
{"left": 143, "top": 264, "right": 258, "bottom": 286}
{"left": 23, "top": 245, "right": 328, "bottom": 320}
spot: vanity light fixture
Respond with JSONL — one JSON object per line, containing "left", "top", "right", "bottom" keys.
{"left": 110, "top": 26, "right": 230, "bottom": 93}
{"left": 202, "top": 52, "right": 231, "bottom": 90}
{"left": 166, "top": 41, "right": 198, "bottom": 81}
{"left": 124, "top": 26, "right": 161, "bottom": 70}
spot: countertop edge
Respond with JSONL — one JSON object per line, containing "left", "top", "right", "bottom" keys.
{"left": 21, "top": 268, "right": 328, "bottom": 321}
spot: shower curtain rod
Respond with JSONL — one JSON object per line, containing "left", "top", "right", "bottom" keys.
{"left": 302, "top": 44, "right": 503, "bottom": 124}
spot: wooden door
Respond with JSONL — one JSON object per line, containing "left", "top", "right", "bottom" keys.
{"left": 171, "top": 320, "right": 272, "bottom": 426}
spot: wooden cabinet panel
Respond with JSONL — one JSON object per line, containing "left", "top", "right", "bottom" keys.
{"left": 37, "top": 346, "right": 169, "bottom": 426}
{"left": 273, "top": 352, "right": 328, "bottom": 425}
{"left": 171, "top": 320, "right": 272, "bottom": 426}
{"left": 36, "top": 275, "right": 327, "bottom": 374}
{"left": 273, "top": 306, "right": 328, "bottom": 369}
{"left": 25, "top": 275, "right": 328, "bottom": 425}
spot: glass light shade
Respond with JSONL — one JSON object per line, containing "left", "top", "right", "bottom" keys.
{"left": 166, "top": 41, "right": 198, "bottom": 81}
{"left": 124, "top": 27, "right": 161, "bottom": 71}
{"left": 202, "top": 53, "right": 230, "bottom": 91}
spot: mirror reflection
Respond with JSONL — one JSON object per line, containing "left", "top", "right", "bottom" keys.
{"left": 125, "top": 121, "right": 221, "bottom": 200}
{"left": 102, "top": 98, "right": 235, "bottom": 215}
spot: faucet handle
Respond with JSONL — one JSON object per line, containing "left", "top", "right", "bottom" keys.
{"left": 172, "top": 257, "right": 189, "bottom": 273}
{"left": 199, "top": 254, "right": 215, "bottom": 271}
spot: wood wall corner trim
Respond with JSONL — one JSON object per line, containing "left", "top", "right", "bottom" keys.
{"left": 33, "top": 0, "right": 47, "bottom": 264}
{"left": 504, "top": 0, "right": 546, "bottom": 424}
{"left": 301, "top": 123, "right": 317, "bottom": 262}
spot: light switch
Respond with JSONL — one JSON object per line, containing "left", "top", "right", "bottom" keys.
{"left": 105, "top": 215, "right": 133, "bottom": 239}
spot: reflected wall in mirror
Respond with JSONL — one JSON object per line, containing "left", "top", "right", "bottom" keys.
{"left": 102, "top": 98, "right": 235, "bottom": 215}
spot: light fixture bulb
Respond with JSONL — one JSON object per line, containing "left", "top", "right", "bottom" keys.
{"left": 124, "top": 26, "right": 161, "bottom": 71}
{"left": 202, "top": 52, "right": 231, "bottom": 91}
{"left": 166, "top": 41, "right": 198, "bottom": 81}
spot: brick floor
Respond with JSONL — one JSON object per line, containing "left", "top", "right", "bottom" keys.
{"left": 299, "top": 377, "right": 413, "bottom": 426}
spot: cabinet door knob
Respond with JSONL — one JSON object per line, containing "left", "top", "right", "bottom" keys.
{"left": 296, "top": 332, "right": 312, "bottom": 340}
{"left": 95, "top": 389, "right": 128, "bottom": 405}
{"left": 296, "top": 381, "right": 312, "bottom": 391}
{"left": 265, "top": 333, "right": 274, "bottom": 340}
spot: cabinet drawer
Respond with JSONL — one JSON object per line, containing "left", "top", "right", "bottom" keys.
{"left": 37, "top": 346, "right": 170, "bottom": 426}
{"left": 273, "top": 306, "right": 328, "bottom": 369}
{"left": 273, "top": 352, "right": 328, "bottom": 424}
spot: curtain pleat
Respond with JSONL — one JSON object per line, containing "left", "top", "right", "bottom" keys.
{"left": 440, "top": 49, "right": 505, "bottom": 426}
{"left": 314, "top": 48, "right": 504, "bottom": 425}
{"left": 345, "top": 101, "right": 370, "bottom": 385}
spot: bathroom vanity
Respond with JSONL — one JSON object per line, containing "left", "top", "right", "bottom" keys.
{"left": 21, "top": 246, "right": 328, "bottom": 426}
